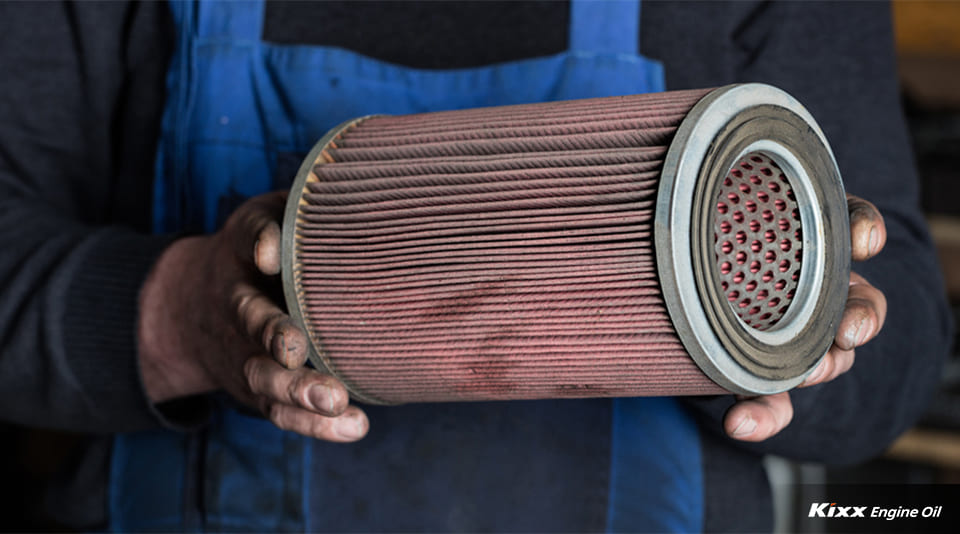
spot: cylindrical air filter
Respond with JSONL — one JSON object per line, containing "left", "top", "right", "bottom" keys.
{"left": 281, "top": 84, "right": 850, "bottom": 404}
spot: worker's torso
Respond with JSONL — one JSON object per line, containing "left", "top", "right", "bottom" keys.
{"left": 110, "top": 1, "right": 703, "bottom": 531}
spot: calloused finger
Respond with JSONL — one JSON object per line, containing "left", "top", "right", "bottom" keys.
{"left": 800, "top": 346, "right": 855, "bottom": 388}
{"left": 724, "top": 392, "right": 794, "bottom": 442}
{"left": 244, "top": 356, "right": 349, "bottom": 416}
{"left": 834, "top": 272, "right": 887, "bottom": 351}
{"left": 227, "top": 191, "right": 287, "bottom": 270}
{"left": 266, "top": 403, "right": 368, "bottom": 442}
{"left": 232, "top": 283, "right": 308, "bottom": 368}
{"left": 822, "top": 346, "right": 856, "bottom": 383}
{"left": 269, "top": 316, "right": 310, "bottom": 368}
{"left": 254, "top": 220, "right": 282, "bottom": 276}
{"left": 799, "top": 355, "right": 831, "bottom": 388}
{"left": 847, "top": 194, "right": 886, "bottom": 261}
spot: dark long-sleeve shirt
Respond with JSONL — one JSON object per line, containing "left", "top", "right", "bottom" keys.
{"left": 0, "top": 1, "right": 951, "bottom": 530}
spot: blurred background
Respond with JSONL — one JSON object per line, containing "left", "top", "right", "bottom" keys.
{"left": 768, "top": 1, "right": 960, "bottom": 531}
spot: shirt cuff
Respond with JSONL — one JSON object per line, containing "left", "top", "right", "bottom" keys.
{"left": 61, "top": 229, "right": 211, "bottom": 431}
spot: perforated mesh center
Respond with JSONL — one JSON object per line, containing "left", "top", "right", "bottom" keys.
{"left": 714, "top": 152, "right": 802, "bottom": 331}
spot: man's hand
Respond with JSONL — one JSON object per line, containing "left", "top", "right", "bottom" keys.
{"left": 138, "top": 191, "right": 368, "bottom": 442}
{"left": 724, "top": 194, "right": 888, "bottom": 442}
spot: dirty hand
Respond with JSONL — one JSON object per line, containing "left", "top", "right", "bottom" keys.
{"left": 138, "top": 191, "right": 368, "bottom": 442}
{"left": 725, "top": 194, "right": 888, "bottom": 442}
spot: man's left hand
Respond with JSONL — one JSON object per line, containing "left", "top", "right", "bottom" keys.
{"left": 724, "top": 194, "right": 888, "bottom": 442}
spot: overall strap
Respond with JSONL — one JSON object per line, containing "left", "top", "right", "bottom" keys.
{"left": 194, "top": 0, "right": 265, "bottom": 41}
{"left": 606, "top": 398, "right": 704, "bottom": 532}
{"left": 569, "top": 0, "right": 640, "bottom": 55}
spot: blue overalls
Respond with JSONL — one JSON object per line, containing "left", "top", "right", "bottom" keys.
{"left": 110, "top": 1, "right": 703, "bottom": 531}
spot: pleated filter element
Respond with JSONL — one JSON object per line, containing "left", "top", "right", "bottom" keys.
{"left": 281, "top": 84, "right": 851, "bottom": 404}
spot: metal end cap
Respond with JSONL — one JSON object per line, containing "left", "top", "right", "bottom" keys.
{"left": 655, "top": 84, "right": 851, "bottom": 395}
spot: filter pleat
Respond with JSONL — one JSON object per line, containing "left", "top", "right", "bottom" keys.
{"left": 310, "top": 163, "right": 663, "bottom": 195}
{"left": 296, "top": 211, "right": 652, "bottom": 242}
{"left": 298, "top": 228, "right": 652, "bottom": 256}
{"left": 311, "top": 148, "right": 666, "bottom": 184}
{"left": 301, "top": 175, "right": 659, "bottom": 209}
{"left": 351, "top": 89, "right": 708, "bottom": 132}
{"left": 325, "top": 129, "right": 677, "bottom": 162}
{"left": 297, "top": 203, "right": 651, "bottom": 229}
{"left": 335, "top": 116, "right": 690, "bottom": 148}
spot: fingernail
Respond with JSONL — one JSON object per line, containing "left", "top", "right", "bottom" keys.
{"left": 334, "top": 415, "right": 366, "bottom": 440}
{"left": 276, "top": 334, "right": 287, "bottom": 364}
{"left": 868, "top": 226, "right": 880, "bottom": 256}
{"left": 732, "top": 415, "right": 757, "bottom": 438}
{"left": 843, "top": 317, "right": 865, "bottom": 349}
{"left": 803, "top": 360, "right": 826, "bottom": 386}
{"left": 308, "top": 384, "right": 336, "bottom": 414}
{"left": 856, "top": 319, "right": 872, "bottom": 346}
{"left": 273, "top": 333, "right": 295, "bottom": 368}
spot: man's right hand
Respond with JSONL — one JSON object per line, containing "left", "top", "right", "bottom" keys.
{"left": 138, "top": 191, "right": 368, "bottom": 442}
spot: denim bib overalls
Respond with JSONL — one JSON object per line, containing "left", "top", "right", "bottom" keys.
{"left": 110, "top": 1, "right": 704, "bottom": 530}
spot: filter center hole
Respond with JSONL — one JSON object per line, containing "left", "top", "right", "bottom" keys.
{"left": 714, "top": 152, "right": 802, "bottom": 331}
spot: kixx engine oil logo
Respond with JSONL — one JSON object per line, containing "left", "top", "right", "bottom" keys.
{"left": 809, "top": 502, "right": 944, "bottom": 520}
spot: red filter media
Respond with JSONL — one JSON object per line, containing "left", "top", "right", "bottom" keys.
{"left": 281, "top": 84, "right": 851, "bottom": 405}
